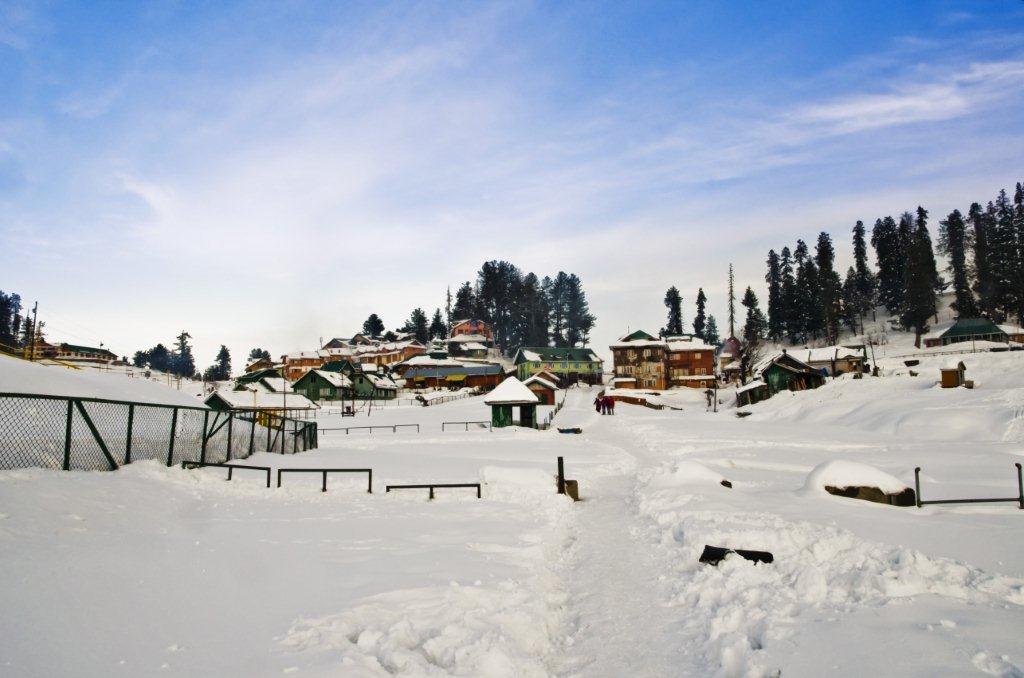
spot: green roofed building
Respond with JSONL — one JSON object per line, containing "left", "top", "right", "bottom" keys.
{"left": 922, "top": 318, "right": 1008, "bottom": 348}
{"left": 512, "top": 346, "right": 603, "bottom": 385}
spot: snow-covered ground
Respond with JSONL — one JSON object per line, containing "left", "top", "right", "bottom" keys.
{"left": 2, "top": 356, "right": 1023, "bottom": 676}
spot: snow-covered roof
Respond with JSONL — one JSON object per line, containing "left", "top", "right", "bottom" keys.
{"left": 610, "top": 377, "right": 636, "bottom": 383}
{"left": 665, "top": 339, "right": 716, "bottom": 352}
{"left": 400, "top": 355, "right": 466, "bottom": 368}
{"left": 802, "top": 346, "right": 865, "bottom": 363}
{"left": 484, "top": 377, "right": 540, "bottom": 405}
{"left": 208, "top": 388, "right": 317, "bottom": 410}
{"left": 523, "top": 375, "right": 559, "bottom": 391}
{"left": 365, "top": 374, "right": 398, "bottom": 390}
{"left": 258, "top": 377, "right": 294, "bottom": 393}
{"left": 461, "top": 342, "right": 488, "bottom": 351}
{"left": 998, "top": 324, "right": 1024, "bottom": 335}
{"left": 360, "top": 362, "right": 378, "bottom": 373}
{"left": 609, "top": 340, "right": 666, "bottom": 349}
{"left": 736, "top": 379, "right": 767, "bottom": 394}
{"left": 448, "top": 334, "right": 490, "bottom": 343}
{"left": 312, "top": 370, "right": 351, "bottom": 388}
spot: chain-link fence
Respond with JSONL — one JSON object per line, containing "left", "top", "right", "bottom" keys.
{"left": 0, "top": 392, "right": 318, "bottom": 471}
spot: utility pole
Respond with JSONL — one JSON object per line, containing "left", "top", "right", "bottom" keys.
{"left": 29, "top": 302, "right": 38, "bottom": 361}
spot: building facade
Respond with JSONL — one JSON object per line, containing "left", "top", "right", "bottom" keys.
{"left": 610, "top": 331, "right": 715, "bottom": 389}
{"left": 512, "top": 347, "right": 603, "bottom": 385}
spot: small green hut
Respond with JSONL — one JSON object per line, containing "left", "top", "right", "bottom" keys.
{"left": 483, "top": 377, "right": 540, "bottom": 428}
{"left": 292, "top": 369, "right": 351, "bottom": 402}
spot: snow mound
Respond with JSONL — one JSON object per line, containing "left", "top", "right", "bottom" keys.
{"left": 481, "top": 466, "right": 556, "bottom": 501}
{"left": 802, "top": 460, "right": 908, "bottom": 495}
{"left": 649, "top": 461, "right": 728, "bottom": 488}
{"left": 280, "top": 582, "right": 556, "bottom": 676}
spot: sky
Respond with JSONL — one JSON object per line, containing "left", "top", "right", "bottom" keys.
{"left": 2, "top": 0, "right": 1024, "bottom": 368}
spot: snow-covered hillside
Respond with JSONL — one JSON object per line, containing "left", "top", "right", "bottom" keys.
{"left": 0, "top": 355, "right": 205, "bottom": 406}
{"left": 2, "top": 356, "right": 1023, "bottom": 676}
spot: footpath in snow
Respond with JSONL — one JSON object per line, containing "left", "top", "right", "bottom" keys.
{"left": 2, "top": 375, "right": 1023, "bottom": 676}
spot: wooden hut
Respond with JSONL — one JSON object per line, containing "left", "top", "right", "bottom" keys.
{"left": 205, "top": 389, "right": 318, "bottom": 417}
{"left": 940, "top": 361, "right": 966, "bottom": 388}
{"left": 483, "top": 377, "right": 540, "bottom": 428}
{"left": 523, "top": 374, "right": 559, "bottom": 405}
{"left": 291, "top": 369, "right": 352, "bottom": 401}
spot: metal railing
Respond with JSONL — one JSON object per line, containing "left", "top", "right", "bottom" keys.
{"left": 277, "top": 467, "right": 373, "bottom": 493}
{"left": 385, "top": 483, "right": 482, "bottom": 499}
{"left": 914, "top": 464, "right": 1023, "bottom": 509}
{"left": 441, "top": 420, "right": 492, "bottom": 432}
{"left": 182, "top": 461, "right": 272, "bottom": 487}
{"left": 319, "top": 424, "right": 420, "bottom": 435}
{"left": 0, "top": 392, "right": 318, "bottom": 471}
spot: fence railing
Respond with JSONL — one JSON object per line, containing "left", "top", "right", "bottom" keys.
{"left": 319, "top": 424, "right": 420, "bottom": 435}
{"left": 0, "top": 392, "right": 318, "bottom": 471}
{"left": 441, "top": 420, "right": 492, "bottom": 432}
{"left": 914, "top": 464, "right": 1023, "bottom": 509}
{"left": 538, "top": 395, "right": 567, "bottom": 430}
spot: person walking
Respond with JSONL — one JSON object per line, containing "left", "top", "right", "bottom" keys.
{"left": 608, "top": 397, "right": 616, "bottom": 415}
{"left": 594, "top": 395, "right": 602, "bottom": 413}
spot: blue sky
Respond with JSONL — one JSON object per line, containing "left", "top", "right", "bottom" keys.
{"left": 2, "top": 1, "right": 1023, "bottom": 365}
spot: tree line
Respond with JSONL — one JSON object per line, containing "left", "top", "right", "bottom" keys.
{"left": 360, "top": 260, "right": 596, "bottom": 354}
{"left": 660, "top": 285, "right": 721, "bottom": 345}
{"left": 0, "top": 290, "right": 37, "bottom": 350}
{"left": 133, "top": 332, "right": 232, "bottom": 381}
{"left": 753, "top": 181, "right": 1024, "bottom": 349}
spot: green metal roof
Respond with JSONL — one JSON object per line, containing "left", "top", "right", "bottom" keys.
{"left": 940, "top": 318, "right": 1005, "bottom": 340}
{"left": 619, "top": 330, "right": 657, "bottom": 342}
{"left": 515, "top": 346, "right": 601, "bottom": 363}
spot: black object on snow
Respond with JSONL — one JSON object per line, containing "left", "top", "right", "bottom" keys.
{"left": 699, "top": 545, "right": 773, "bottom": 566}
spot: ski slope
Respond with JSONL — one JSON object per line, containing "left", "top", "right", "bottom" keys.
{"left": 2, "top": 366, "right": 1023, "bottom": 676}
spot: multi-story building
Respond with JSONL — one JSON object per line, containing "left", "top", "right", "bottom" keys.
{"left": 610, "top": 331, "right": 716, "bottom": 389}
{"left": 513, "top": 346, "right": 604, "bottom": 385}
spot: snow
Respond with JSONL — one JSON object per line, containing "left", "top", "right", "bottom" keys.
{"left": 3, "top": 347, "right": 1024, "bottom": 677}
{"left": 209, "top": 387, "right": 317, "bottom": 410}
{"left": 802, "top": 459, "right": 909, "bottom": 494}
{"left": 735, "top": 379, "right": 766, "bottom": 394}
{"left": 523, "top": 375, "right": 559, "bottom": 391}
{"left": 0, "top": 355, "right": 204, "bottom": 406}
{"left": 257, "top": 376, "right": 294, "bottom": 392}
{"left": 309, "top": 370, "right": 351, "bottom": 388}
{"left": 483, "top": 377, "right": 539, "bottom": 405}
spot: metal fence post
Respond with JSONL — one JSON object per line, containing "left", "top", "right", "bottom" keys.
{"left": 226, "top": 414, "right": 233, "bottom": 461}
{"left": 557, "top": 456, "right": 566, "bottom": 495}
{"left": 914, "top": 466, "right": 922, "bottom": 508}
{"left": 249, "top": 415, "right": 256, "bottom": 457}
{"left": 1016, "top": 462, "right": 1023, "bottom": 510}
{"left": 200, "top": 410, "right": 210, "bottom": 463}
{"left": 166, "top": 407, "right": 178, "bottom": 467}
{"left": 125, "top": 403, "right": 135, "bottom": 465}
{"left": 63, "top": 399, "right": 74, "bottom": 471}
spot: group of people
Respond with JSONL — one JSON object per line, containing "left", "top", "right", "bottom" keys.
{"left": 594, "top": 394, "right": 616, "bottom": 415}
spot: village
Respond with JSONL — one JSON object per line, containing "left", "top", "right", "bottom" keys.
{"left": 4, "top": 3, "right": 1024, "bottom": 676}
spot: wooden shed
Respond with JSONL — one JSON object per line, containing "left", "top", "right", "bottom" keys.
{"left": 291, "top": 369, "right": 352, "bottom": 401}
{"left": 483, "top": 377, "right": 539, "bottom": 428}
{"left": 523, "top": 374, "right": 559, "bottom": 405}
{"left": 940, "top": 361, "right": 966, "bottom": 388}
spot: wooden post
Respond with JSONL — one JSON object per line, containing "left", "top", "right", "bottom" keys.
{"left": 557, "top": 456, "right": 565, "bottom": 495}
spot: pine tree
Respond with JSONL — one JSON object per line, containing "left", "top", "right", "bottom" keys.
{"left": 779, "top": 247, "right": 797, "bottom": 343}
{"left": 663, "top": 286, "right": 683, "bottom": 336}
{"left": 362, "top": 314, "right": 385, "bottom": 338}
{"left": 546, "top": 273, "right": 569, "bottom": 347}
{"left": 900, "top": 207, "right": 939, "bottom": 347}
{"left": 793, "top": 240, "right": 821, "bottom": 342}
{"left": 204, "top": 345, "right": 232, "bottom": 381}
{"left": 147, "top": 343, "right": 171, "bottom": 372}
{"left": 132, "top": 350, "right": 148, "bottom": 367}
{"left": 1013, "top": 183, "right": 1024, "bottom": 323}
{"left": 0, "top": 292, "right": 12, "bottom": 346}
{"left": 851, "top": 220, "right": 877, "bottom": 330}
{"left": 452, "top": 282, "right": 475, "bottom": 320}
{"left": 990, "top": 193, "right": 1016, "bottom": 321}
{"left": 692, "top": 288, "right": 707, "bottom": 340}
{"left": 445, "top": 286, "right": 453, "bottom": 329}
{"left": 816, "top": 232, "right": 842, "bottom": 344}
{"left": 727, "top": 264, "right": 736, "bottom": 337}
{"left": 872, "top": 216, "right": 904, "bottom": 315}
{"left": 407, "top": 308, "right": 430, "bottom": 344}
{"left": 705, "top": 315, "right": 720, "bottom": 346}
{"left": 765, "top": 250, "right": 783, "bottom": 341}
{"left": 841, "top": 267, "right": 860, "bottom": 333}
{"left": 938, "top": 209, "right": 978, "bottom": 317}
{"left": 968, "top": 202, "right": 996, "bottom": 318}
{"left": 520, "top": 273, "right": 550, "bottom": 347}
{"left": 428, "top": 308, "right": 446, "bottom": 340}
{"left": 248, "top": 347, "right": 271, "bottom": 361}
{"left": 564, "top": 274, "right": 595, "bottom": 346}
{"left": 741, "top": 287, "right": 767, "bottom": 346}
{"left": 171, "top": 332, "right": 196, "bottom": 378}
